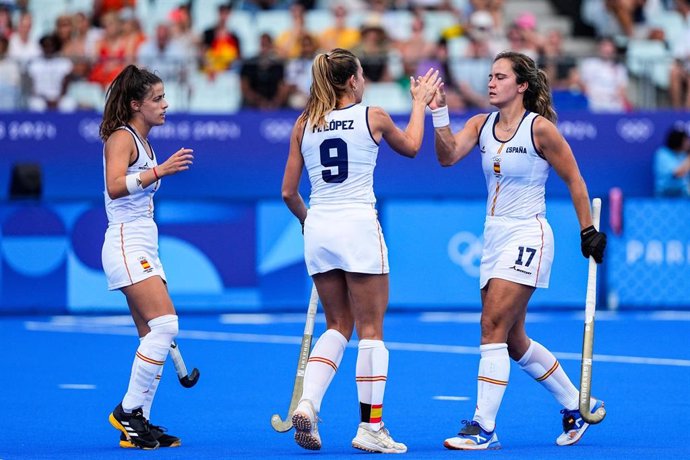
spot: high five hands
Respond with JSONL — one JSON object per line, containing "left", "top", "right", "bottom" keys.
{"left": 428, "top": 80, "right": 446, "bottom": 111}
{"left": 412, "top": 68, "right": 447, "bottom": 111}
{"left": 410, "top": 68, "right": 443, "bottom": 106}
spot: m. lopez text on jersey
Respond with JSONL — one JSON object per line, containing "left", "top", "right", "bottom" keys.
{"left": 313, "top": 119, "right": 355, "bottom": 133}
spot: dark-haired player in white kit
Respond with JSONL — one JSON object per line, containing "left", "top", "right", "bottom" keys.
{"left": 428, "top": 51, "right": 607, "bottom": 450}
{"left": 100, "top": 64, "right": 194, "bottom": 449}
{"left": 282, "top": 48, "right": 441, "bottom": 453}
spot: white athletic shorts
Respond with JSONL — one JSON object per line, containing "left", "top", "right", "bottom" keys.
{"left": 304, "top": 203, "right": 389, "bottom": 276}
{"left": 479, "top": 214, "right": 554, "bottom": 289}
{"left": 101, "top": 218, "right": 167, "bottom": 290}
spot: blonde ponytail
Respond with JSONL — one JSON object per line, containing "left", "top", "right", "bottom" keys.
{"left": 298, "top": 48, "right": 359, "bottom": 131}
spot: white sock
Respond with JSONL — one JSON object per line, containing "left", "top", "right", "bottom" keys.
{"left": 142, "top": 367, "right": 163, "bottom": 420}
{"left": 135, "top": 336, "right": 164, "bottom": 420}
{"left": 518, "top": 339, "right": 579, "bottom": 410}
{"left": 356, "top": 339, "right": 389, "bottom": 431}
{"left": 473, "top": 343, "right": 509, "bottom": 432}
{"left": 122, "top": 315, "right": 178, "bottom": 413}
{"left": 301, "top": 329, "right": 348, "bottom": 413}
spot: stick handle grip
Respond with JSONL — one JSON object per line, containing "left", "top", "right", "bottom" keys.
{"left": 584, "top": 197, "right": 601, "bottom": 322}
{"left": 170, "top": 341, "right": 188, "bottom": 378}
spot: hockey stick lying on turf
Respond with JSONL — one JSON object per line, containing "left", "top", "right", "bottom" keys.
{"left": 271, "top": 283, "right": 319, "bottom": 432}
{"left": 579, "top": 197, "right": 607, "bottom": 424}
{"left": 170, "top": 341, "right": 200, "bottom": 388}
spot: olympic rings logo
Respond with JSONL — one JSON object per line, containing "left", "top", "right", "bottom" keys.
{"left": 616, "top": 118, "right": 654, "bottom": 143}
{"left": 447, "top": 231, "right": 483, "bottom": 277}
{"left": 78, "top": 117, "right": 103, "bottom": 142}
{"left": 261, "top": 119, "right": 293, "bottom": 143}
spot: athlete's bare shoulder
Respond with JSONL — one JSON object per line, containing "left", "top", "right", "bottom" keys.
{"left": 104, "top": 128, "right": 136, "bottom": 161}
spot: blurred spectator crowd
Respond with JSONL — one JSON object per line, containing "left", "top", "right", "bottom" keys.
{"left": 0, "top": 0, "right": 688, "bottom": 114}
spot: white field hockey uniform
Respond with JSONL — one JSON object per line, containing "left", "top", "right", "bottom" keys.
{"left": 101, "top": 125, "right": 165, "bottom": 290}
{"left": 300, "top": 104, "right": 388, "bottom": 276}
{"left": 478, "top": 111, "right": 554, "bottom": 289}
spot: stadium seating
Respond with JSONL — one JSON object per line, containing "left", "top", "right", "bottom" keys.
{"left": 65, "top": 81, "right": 104, "bottom": 111}
{"left": 7, "top": 0, "right": 684, "bottom": 111}
{"left": 361, "top": 82, "right": 411, "bottom": 114}
{"left": 626, "top": 38, "right": 671, "bottom": 89}
{"left": 162, "top": 80, "right": 189, "bottom": 113}
{"left": 647, "top": 9, "right": 685, "bottom": 49}
{"left": 188, "top": 71, "right": 242, "bottom": 114}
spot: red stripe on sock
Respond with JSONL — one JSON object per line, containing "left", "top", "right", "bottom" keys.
{"left": 308, "top": 356, "right": 338, "bottom": 371}
{"left": 478, "top": 376, "right": 508, "bottom": 386}
{"left": 356, "top": 375, "right": 387, "bottom": 382}
{"left": 136, "top": 351, "right": 165, "bottom": 366}
{"left": 536, "top": 361, "right": 560, "bottom": 381}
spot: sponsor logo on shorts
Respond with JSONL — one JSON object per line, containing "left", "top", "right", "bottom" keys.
{"left": 139, "top": 257, "right": 153, "bottom": 273}
{"left": 508, "top": 265, "right": 532, "bottom": 275}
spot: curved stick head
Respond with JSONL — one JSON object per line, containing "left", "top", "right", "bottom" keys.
{"left": 580, "top": 404, "right": 606, "bottom": 424}
{"left": 179, "top": 368, "right": 200, "bottom": 388}
{"left": 271, "top": 414, "right": 294, "bottom": 433}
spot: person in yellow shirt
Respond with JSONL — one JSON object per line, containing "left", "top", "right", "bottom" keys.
{"left": 318, "top": 4, "right": 360, "bottom": 52}
{"left": 275, "top": 3, "right": 307, "bottom": 59}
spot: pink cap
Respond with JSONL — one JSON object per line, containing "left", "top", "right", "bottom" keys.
{"left": 515, "top": 12, "right": 536, "bottom": 30}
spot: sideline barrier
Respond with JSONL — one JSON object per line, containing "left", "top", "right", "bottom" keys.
{"left": 1, "top": 111, "right": 688, "bottom": 201}
{"left": 607, "top": 199, "right": 690, "bottom": 309}
{"left": 2, "top": 197, "right": 688, "bottom": 313}
{"left": 2, "top": 111, "right": 689, "bottom": 313}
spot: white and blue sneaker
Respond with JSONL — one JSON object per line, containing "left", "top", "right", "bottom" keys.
{"left": 444, "top": 420, "right": 501, "bottom": 450}
{"left": 556, "top": 399, "right": 606, "bottom": 446}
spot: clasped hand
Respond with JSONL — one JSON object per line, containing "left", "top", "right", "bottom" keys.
{"left": 580, "top": 225, "right": 607, "bottom": 263}
{"left": 410, "top": 68, "right": 443, "bottom": 106}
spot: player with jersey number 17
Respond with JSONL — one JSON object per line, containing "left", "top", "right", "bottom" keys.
{"left": 281, "top": 48, "right": 441, "bottom": 453}
{"left": 428, "top": 51, "right": 607, "bottom": 450}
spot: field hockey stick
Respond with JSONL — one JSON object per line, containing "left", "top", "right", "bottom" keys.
{"left": 271, "top": 283, "right": 319, "bottom": 432}
{"left": 578, "top": 197, "right": 607, "bottom": 424}
{"left": 170, "top": 341, "right": 200, "bottom": 388}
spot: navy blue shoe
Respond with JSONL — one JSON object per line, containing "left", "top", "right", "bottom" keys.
{"left": 556, "top": 399, "right": 605, "bottom": 446}
{"left": 444, "top": 420, "right": 501, "bottom": 450}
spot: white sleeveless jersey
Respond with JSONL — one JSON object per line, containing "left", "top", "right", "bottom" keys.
{"left": 479, "top": 111, "right": 550, "bottom": 218}
{"left": 103, "top": 125, "right": 160, "bottom": 224}
{"left": 301, "top": 104, "right": 378, "bottom": 206}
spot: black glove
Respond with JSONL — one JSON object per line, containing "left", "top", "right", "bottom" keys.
{"left": 580, "top": 225, "right": 607, "bottom": 263}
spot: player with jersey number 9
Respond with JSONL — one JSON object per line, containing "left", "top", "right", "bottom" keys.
{"left": 281, "top": 48, "right": 441, "bottom": 453}
{"left": 429, "top": 51, "right": 607, "bottom": 450}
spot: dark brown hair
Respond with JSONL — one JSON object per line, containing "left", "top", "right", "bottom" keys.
{"left": 494, "top": 51, "right": 557, "bottom": 123}
{"left": 99, "top": 65, "right": 162, "bottom": 141}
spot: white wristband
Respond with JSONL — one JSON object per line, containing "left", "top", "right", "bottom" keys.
{"left": 431, "top": 106, "right": 450, "bottom": 128}
{"left": 125, "top": 172, "right": 144, "bottom": 195}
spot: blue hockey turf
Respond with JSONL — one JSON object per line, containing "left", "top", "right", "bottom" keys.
{"left": 1, "top": 309, "right": 689, "bottom": 459}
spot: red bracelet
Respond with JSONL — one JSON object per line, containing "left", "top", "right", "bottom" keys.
{"left": 152, "top": 167, "right": 160, "bottom": 180}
